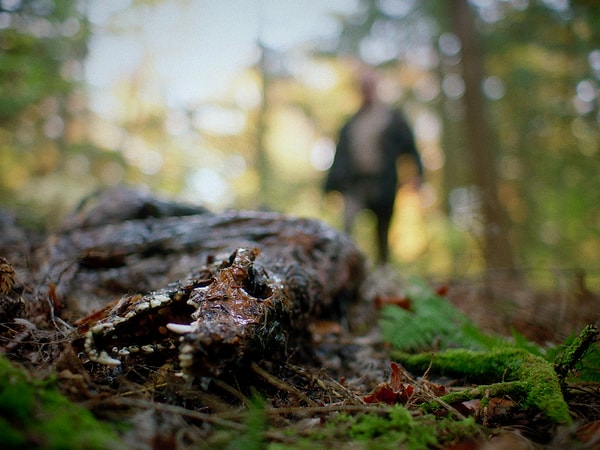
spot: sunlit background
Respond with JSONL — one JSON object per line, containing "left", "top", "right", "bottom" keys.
{"left": 1, "top": 0, "right": 599, "bottom": 283}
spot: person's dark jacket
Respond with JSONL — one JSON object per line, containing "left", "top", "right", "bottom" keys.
{"left": 325, "top": 108, "right": 422, "bottom": 209}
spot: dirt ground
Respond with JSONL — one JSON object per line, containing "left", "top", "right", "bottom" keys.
{"left": 1, "top": 199, "right": 599, "bottom": 448}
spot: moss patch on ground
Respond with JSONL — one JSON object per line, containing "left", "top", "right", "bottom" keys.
{"left": 263, "top": 405, "right": 480, "bottom": 450}
{"left": 0, "top": 356, "right": 119, "bottom": 449}
{"left": 393, "top": 347, "right": 572, "bottom": 425}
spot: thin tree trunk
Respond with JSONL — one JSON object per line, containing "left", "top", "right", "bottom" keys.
{"left": 256, "top": 39, "right": 271, "bottom": 205}
{"left": 451, "top": 0, "right": 516, "bottom": 272}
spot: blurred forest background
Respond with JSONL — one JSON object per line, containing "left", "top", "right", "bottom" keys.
{"left": 1, "top": 0, "right": 599, "bottom": 285}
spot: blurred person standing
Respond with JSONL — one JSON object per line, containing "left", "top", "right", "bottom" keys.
{"left": 325, "top": 70, "right": 423, "bottom": 264}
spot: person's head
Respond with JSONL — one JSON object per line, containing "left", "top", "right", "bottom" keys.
{"left": 358, "top": 68, "right": 378, "bottom": 106}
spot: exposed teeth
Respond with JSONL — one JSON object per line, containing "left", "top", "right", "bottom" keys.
{"left": 179, "top": 354, "right": 193, "bottom": 368}
{"left": 150, "top": 294, "right": 170, "bottom": 308}
{"left": 134, "top": 302, "right": 150, "bottom": 313}
{"left": 180, "top": 344, "right": 195, "bottom": 354}
{"left": 166, "top": 323, "right": 195, "bottom": 335}
{"left": 179, "top": 359, "right": 192, "bottom": 368}
{"left": 84, "top": 331, "right": 93, "bottom": 351}
{"left": 186, "top": 286, "right": 207, "bottom": 306}
{"left": 91, "top": 323, "right": 114, "bottom": 334}
{"left": 95, "top": 351, "right": 121, "bottom": 366}
{"left": 141, "top": 345, "right": 155, "bottom": 354}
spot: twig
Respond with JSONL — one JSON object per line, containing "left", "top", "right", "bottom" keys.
{"left": 284, "top": 362, "right": 365, "bottom": 405}
{"left": 97, "top": 396, "right": 245, "bottom": 430}
{"left": 251, "top": 362, "right": 317, "bottom": 406}
{"left": 212, "top": 378, "right": 252, "bottom": 408}
{"left": 554, "top": 324, "right": 599, "bottom": 382}
{"left": 265, "top": 403, "right": 395, "bottom": 416}
{"left": 95, "top": 397, "right": 299, "bottom": 443}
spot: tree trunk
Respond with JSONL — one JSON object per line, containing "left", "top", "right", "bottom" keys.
{"left": 451, "top": 0, "right": 516, "bottom": 272}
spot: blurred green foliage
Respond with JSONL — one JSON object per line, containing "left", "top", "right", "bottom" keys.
{"left": 0, "top": 356, "right": 119, "bottom": 449}
{"left": 0, "top": 0, "right": 86, "bottom": 122}
{"left": 1, "top": 0, "right": 599, "bottom": 277}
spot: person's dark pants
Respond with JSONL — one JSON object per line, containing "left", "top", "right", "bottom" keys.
{"left": 373, "top": 204, "right": 393, "bottom": 264}
{"left": 343, "top": 179, "right": 395, "bottom": 264}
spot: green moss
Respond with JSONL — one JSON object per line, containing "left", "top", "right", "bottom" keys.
{"left": 428, "top": 381, "right": 528, "bottom": 408}
{"left": 379, "top": 281, "right": 546, "bottom": 356}
{"left": 393, "top": 348, "right": 572, "bottom": 425}
{"left": 379, "top": 282, "right": 479, "bottom": 352}
{"left": 553, "top": 324, "right": 600, "bottom": 382}
{"left": 348, "top": 405, "right": 439, "bottom": 449}
{"left": 0, "top": 369, "right": 36, "bottom": 421}
{"left": 266, "top": 406, "right": 480, "bottom": 449}
{"left": 228, "top": 395, "right": 267, "bottom": 450}
{"left": 0, "top": 356, "right": 119, "bottom": 449}
{"left": 0, "top": 417, "right": 28, "bottom": 447}
{"left": 380, "top": 280, "right": 579, "bottom": 426}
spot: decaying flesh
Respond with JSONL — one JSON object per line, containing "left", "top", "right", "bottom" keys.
{"left": 81, "top": 247, "right": 295, "bottom": 378}
{"left": 77, "top": 224, "right": 364, "bottom": 378}
{"left": 33, "top": 189, "right": 363, "bottom": 378}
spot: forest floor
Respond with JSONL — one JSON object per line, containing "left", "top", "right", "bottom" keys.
{"left": 1, "top": 264, "right": 598, "bottom": 449}
{"left": 0, "top": 192, "right": 599, "bottom": 449}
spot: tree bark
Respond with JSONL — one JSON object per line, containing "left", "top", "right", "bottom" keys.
{"left": 451, "top": 0, "right": 516, "bottom": 272}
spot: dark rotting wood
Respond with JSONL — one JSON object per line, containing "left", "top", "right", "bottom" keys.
{"left": 36, "top": 188, "right": 365, "bottom": 378}
{"left": 39, "top": 208, "right": 364, "bottom": 319}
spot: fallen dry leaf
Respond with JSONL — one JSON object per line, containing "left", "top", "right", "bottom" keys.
{"left": 374, "top": 294, "right": 412, "bottom": 310}
{"left": 435, "top": 284, "right": 450, "bottom": 297}
{"left": 576, "top": 419, "right": 600, "bottom": 446}
{"left": 364, "top": 362, "right": 413, "bottom": 405}
{"left": 363, "top": 362, "right": 448, "bottom": 405}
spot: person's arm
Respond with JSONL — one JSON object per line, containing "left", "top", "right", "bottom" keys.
{"left": 384, "top": 109, "right": 423, "bottom": 191}
{"left": 324, "top": 121, "right": 354, "bottom": 192}
{"left": 388, "top": 109, "right": 423, "bottom": 177}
